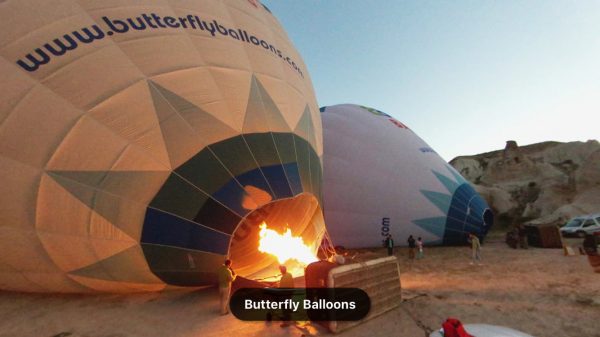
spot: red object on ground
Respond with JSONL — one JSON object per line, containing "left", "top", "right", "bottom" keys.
{"left": 442, "top": 318, "right": 475, "bottom": 337}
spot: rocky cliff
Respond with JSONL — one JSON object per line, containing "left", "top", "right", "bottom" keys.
{"left": 450, "top": 140, "right": 600, "bottom": 228}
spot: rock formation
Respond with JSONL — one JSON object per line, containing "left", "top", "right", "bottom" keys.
{"left": 450, "top": 140, "right": 600, "bottom": 228}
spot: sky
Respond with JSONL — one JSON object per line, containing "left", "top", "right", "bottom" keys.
{"left": 262, "top": 0, "right": 600, "bottom": 161}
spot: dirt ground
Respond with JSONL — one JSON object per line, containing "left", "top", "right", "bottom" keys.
{"left": 0, "top": 234, "right": 598, "bottom": 337}
{"left": 396, "top": 234, "right": 600, "bottom": 337}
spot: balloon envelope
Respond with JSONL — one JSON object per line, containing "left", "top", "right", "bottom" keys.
{"left": 0, "top": 0, "right": 324, "bottom": 292}
{"left": 321, "top": 104, "right": 492, "bottom": 248}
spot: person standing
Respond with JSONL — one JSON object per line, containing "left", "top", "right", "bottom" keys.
{"left": 407, "top": 235, "right": 416, "bottom": 260}
{"left": 278, "top": 265, "right": 294, "bottom": 288}
{"left": 468, "top": 233, "right": 482, "bottom": 265}
{"left": 385, "top": 234, "right": 394, "bottom": 256}
{"left": 517, "top": 223, "right": 528, "bottom": 249}
{"left": 416, "top": 237, "right": 424, "bottom": 259}
{"left": 218, "top": 259, "right": 236, "bottom": 315}
{"left": 278, "top": 265, "right": 294, "bottom": 327}
{"left": 583, "top": 234, "right": 600, "bottom": 273}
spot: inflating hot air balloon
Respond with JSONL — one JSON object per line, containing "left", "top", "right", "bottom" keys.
{"left": 321, "top": 104, "right": 492, "bottom": 248}
{"left": 0, "top": 0, "right": 324, "bottom": 292}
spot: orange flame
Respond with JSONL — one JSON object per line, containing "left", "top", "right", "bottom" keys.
{"left": 258, "top": 222, "right": 318, "bottom": 276}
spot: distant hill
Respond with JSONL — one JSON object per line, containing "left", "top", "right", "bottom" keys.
{"left": 450, "top": 140, "right": 600, "bottom": 228}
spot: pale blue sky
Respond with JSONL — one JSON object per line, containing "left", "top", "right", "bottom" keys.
{"left": 262, "top": 1, "right": 599, "bottom": 161}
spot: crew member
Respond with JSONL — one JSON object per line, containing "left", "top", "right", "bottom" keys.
{"left": 469, "top": 233, "right": 482, "bottom": 265}
{"left": 407, "top": 235, "right": 416, "bottom": 260}
{"left": 278, "top": 265, "right": 294, "bottom": 327}
{"left": 385, "top": 234, "right": 394, "bottom": 256}
{"left": 218, "top": 259, "right": 236, "bottom": 315}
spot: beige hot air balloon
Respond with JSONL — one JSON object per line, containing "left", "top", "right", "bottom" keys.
{"left": 0, "top": 0, "right": 324, "bottom": 292}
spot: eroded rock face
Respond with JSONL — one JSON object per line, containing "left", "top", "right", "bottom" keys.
{"left": 450, "top": 140, "right": 600, "bottom": 227}
{"left": 577, "top": 149, "right": 600, "bottom": 189}
{"left": 452, "top": 158, "right": 483, "bottom": 183}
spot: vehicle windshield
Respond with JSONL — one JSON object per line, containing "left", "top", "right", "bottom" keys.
{"left": 564, "top": 219, "right": 583, "bottom": 228}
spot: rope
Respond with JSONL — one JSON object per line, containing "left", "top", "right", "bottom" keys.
{"left": 253, "top": 274, "right": 282, "bottom": 282}
{"left": 319, "top": 230, "right": 337, "bottom": 259}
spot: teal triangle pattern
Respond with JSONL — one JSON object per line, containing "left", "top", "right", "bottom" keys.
{"left": 47, "top": 171, "right": 165, "bottom": 239}
{"left": 69, "top": 246, "right": 161, "bottom": 284}
{"left": 149, "top": 81, "right": 199, "bottom": 117}
{"left": 244, "top": 76, "right": 291, "bottom": 133}
{"left": 446, "top": 164, "right": 467, "bottom": 184}
{"left": 294, "top": 105, "right": 317, "bottom": 149}
{"left": 432, "top": 170, "right": 460, "bottom": 194}
{"left": 148, "top": 80, "right": 237, "bottom": 137}
{"left": 420, "top": 190, "right": 452, "bottom": 213}
{"left": 412, "top": 217, "right": 447, "bottom": 238}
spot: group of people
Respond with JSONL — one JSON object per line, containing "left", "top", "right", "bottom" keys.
{"left": 218, "top": 232, "right": 484, "bottom": 320}
{"left": 218, "top": 259, "right": 295, "bottom": 327}
{"left": 384, "top": 233, "right": 483, "bottom": 265}
{"left": 406, "top": 235, "right": 425, "bottom": 260}
{"left": 384, "top": 234, "right": 424, "bottom": 260}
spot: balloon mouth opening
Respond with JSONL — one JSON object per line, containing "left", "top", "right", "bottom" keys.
{"left": 483, "top": 208, "right": 494, "bottom": 227}
{"left": 228, "top": 193, "right": 325, "bottom": 282}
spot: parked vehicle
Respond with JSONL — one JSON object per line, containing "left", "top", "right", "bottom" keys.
{"left": 560, "top": 214, "right": 600, "bottom": 238}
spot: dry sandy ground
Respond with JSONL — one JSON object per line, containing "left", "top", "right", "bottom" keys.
{"left": 0, "top": 235, "right": 598, "bottom": 337}
{"left": 396, "top": 236, "right": 600, "bottom": 337}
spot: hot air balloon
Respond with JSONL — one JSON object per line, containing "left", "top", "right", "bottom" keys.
{"left": 320, "top": 104, "right": 492, "bottom": 248}
{"left": 0, "top": 0, "right": 324, "bottom": 292}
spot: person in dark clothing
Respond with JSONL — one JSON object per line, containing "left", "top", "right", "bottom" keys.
{"left": 582, "top": 234, "right": 600, "bottom": 273}
{"left": 278, "top": 265, "right": 294, "bottom": 327}
{"left": 407, "top": 235, "right": 416, "bottom": 260}
{"left": 517, "top": 223, "right": 528, "bottom": 249}
{"left": 384, "top": 234, "right": 394, "bottom": 256}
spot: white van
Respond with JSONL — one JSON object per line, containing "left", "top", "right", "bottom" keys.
{"left": 560, "top": 214, "right": 600, "bottom": 237}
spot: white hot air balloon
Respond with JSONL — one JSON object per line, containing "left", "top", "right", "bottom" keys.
{"left": 321, "top": 104, "right": 492, "bottom": 248}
